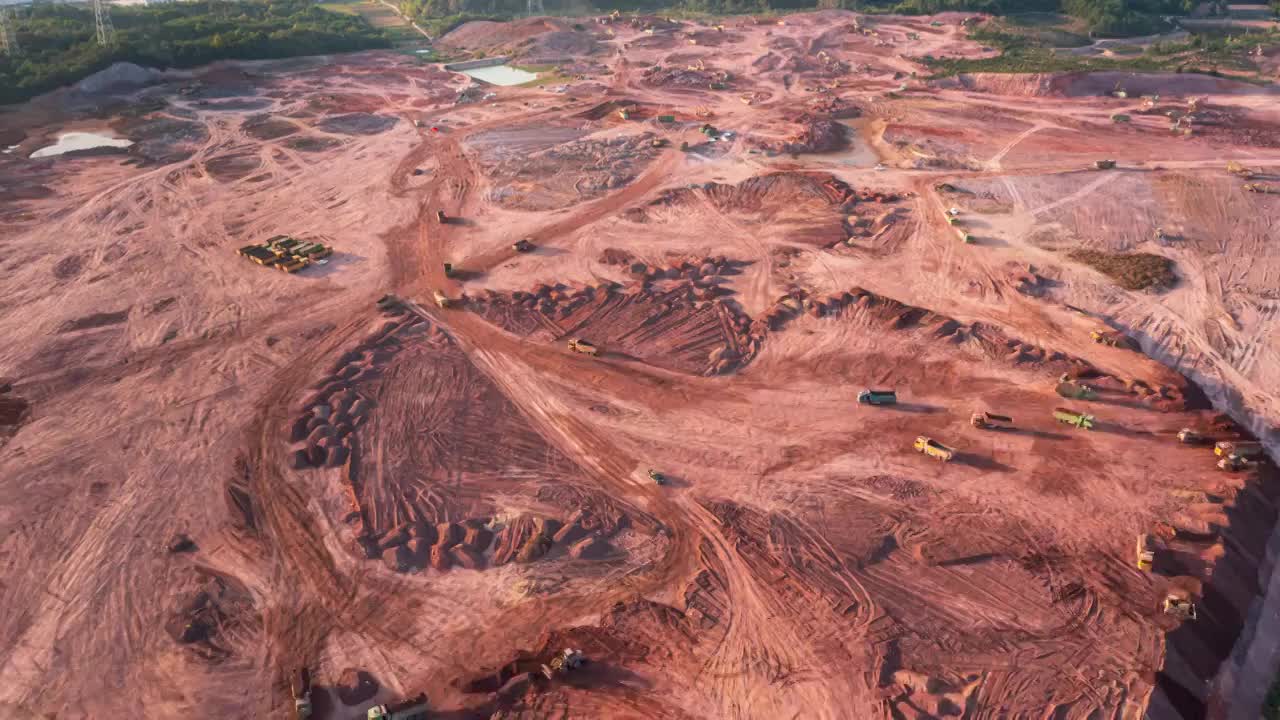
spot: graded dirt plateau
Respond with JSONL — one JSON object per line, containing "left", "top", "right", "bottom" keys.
{"left": 4, "top": 9, "right": 1280, "bottom": 720}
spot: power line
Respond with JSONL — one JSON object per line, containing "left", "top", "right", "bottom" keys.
{"left": 94, "top": 0, "right": 116, "bottom": 47}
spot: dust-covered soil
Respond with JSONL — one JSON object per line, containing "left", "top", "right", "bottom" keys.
{"left": 3, "top": 10, "right": 1280, "bottom": 720}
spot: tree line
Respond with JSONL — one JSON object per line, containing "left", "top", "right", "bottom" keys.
{"left": 0, "top": 0, "right": 389, "bottom": 105}
{"left": 399, "top": 0, "right": 1200, "bottom": 37}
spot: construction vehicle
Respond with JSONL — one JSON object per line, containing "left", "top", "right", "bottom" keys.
{"left": 657, "top": 114, "right": 676, "bottom": 123}
{"left": 857, "top": 389, "right": 897, "bottom": 405}
{"left": 1213, "top": 453, "right": 1254, "bottom": 471}
{"left": 970, "top": 411, "right": 1013, "bottom": 430}
{"left": 1218, "top": 454, "right": 1253, "bottom": 472}
{"left": 1214, "top": 440, "right": 1262, "bottom": 458}
{"left": 648, "top": 469, "right": 668, "bottom": 485}
{"left": 435, "top": 210, "right": 447, "bottom": 224}
{"left": 443, "top": 263, "right": 454, "bottom": 278}
{"left": 1163, "top": 593, "right": 1197, "bottom": 620}
{"left": 651, "top": 137, "right": 668, "bottom": 148}
{"left": 958, "top": 230, "right": 973, "bottom": 244}
{"left": 1177, "top": 428, "right": 1206, "bottom": 444}
{"left": 367, "top": 693, "right": 429, "bottom": 720}
{"left": 1227, "top": 160, "right": 1255, "bottom": 178}
{"left": 567, "top": 338, "right": 599, "bottom": 356}
{"left": 237, "top": 236, "right": 333, "bottom": 274}
{"left": 433, "top": 290, "right": 451, "bottom": 309}
{"left": 913, "top": 436, "right": 955, "bottom": 462}
{"left": 1095, "top": 159, "right": 1116, "bottom": 170}
{"left": 1091, "top": 329, "right": 1137, "bottom": 349}
{"left": 1055, "top": 382, "right": 1096, "bottom": 401}
{"left": 292, "top": 668, "right": 313, "bottom": 719}
{"left": 1111, "top": 113, "right": 1131, "bottom": 123}
{"left": 618, "top": 107, "right": 631, "bottom": 120}
{"left": 512, "top": 238, "right": 535, "bottom": 252}
{"left": 1245, "top": 183, "right": 1279, "bottom": 194}
{"left": 1054, "top": 407, "right": 1095, "bottom": 430}
{"left": 542, "top": 649, "right": 586, "bottom": 679}
{"left": 1135, "top": 533, "right": 1155, "bottom": 571}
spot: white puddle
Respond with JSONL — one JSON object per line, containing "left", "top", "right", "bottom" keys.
{"left": 459, "top": 64, "right": 538, "bottom": 86}
{"left": 30, "top": 131, "right": 133, "bottom": 158}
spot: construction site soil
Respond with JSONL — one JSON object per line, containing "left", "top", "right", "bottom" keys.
{"left": 3, "top": 10, "right": 1280, "bottom": 720}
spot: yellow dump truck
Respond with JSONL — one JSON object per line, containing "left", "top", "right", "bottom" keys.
{"left": 1214, "top": 440, "right": 1262, "bottom": 458}
{"left": 433, "top": 290, "right": 451, "bottom": 309}
{"left": 1136, "top": 533, "right": 1155, "bottom": 571}
{"left": 913, "top": 436, "right": 954, "bottom": 462}
{"left": 567, "top": 338, "right": 600, "bottom": 356}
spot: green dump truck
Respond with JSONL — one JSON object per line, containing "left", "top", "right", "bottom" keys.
{"left": 1054, "top": 407, "right": 1095, "bottom": 430}
{"left": 857, "top": 389, "right": 897, "bottom": 405}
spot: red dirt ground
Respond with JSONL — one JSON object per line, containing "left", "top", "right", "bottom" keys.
{"left": 3, "top": 11, "right": 1280, "bottom": 720}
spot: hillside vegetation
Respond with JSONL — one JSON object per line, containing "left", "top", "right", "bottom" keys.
{"left": 401, "top": 0, "right": 1201, "bottom": 38}
{"left": 0, "top": 0, "right": 388, "bottom": 105}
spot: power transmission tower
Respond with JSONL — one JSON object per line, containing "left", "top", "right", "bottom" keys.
{"left": 0, "top": 8, "right": 19, "bottom": 58}
{"left": 94, "top": 0, "right": 116, "bottom": 47}
{"left": 526, "top": 0, "right": 544, "bottom": 16}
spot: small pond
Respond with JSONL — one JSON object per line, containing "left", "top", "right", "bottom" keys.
{"left": 31, "top": 132, "right": 133, "bottom": 158}
{"left": 459, "top": 64, "right": 538, "bottom": 86}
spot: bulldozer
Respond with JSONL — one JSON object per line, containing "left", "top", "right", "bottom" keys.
{"left": 913, "top": 436, "right": 955, "bottom": 462}
{"left": 1163, "top": 592, "right": 1197, "bottom": 620}
{"left": 567, "top": 338, "right": 600, "bottom": 356}
{"left": 1176, "top": 428, "right": 1207, "bottom": 444}
{"left": 542, "top": 649, "right": 586, "bottom": 679}
{"left": 433, "top": 290, "right": 451, "bottom": 309}
{"left": 1135, "top": 533, "right": 1156, "bottom": 571}
{"left": 1227, "top": 160, "right": 1255, "bottom": 179}
{"left": 970, "top": 411, "right": 1013, "bottom": 430}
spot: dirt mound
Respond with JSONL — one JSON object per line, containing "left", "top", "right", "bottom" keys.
{"left": 316, "top": 113, "right": 398, "bottom": 136}
{"left": 642, "top": 64, "right": 732, "bottom": 89}
{"left": 477, "top": 132, "right": 661, "bottom": 211}
{"left": 950, "top": 73, "right": 1057, "bottom": 97}
{"left": 440, "top": 18, "right": 567, "bottom": 51}
{"left": 1052, "top": 71, "right": 1279, "bottom": 98}
{"left": 468, "top": 267, "right": 754, "bottom": 376}
{"left": 289, "top": 309, "right": 637, "bottom": 573}
{"left": 523, "top": 30, "right": 598, "bottom": 60}
{"left": 0, "top": 383, "right": 30, "bottom": 440}
{"left": 163, "top": 570, "right": 258, "bottom": 660}
{"left": 243, "top": 114, "right": 298, "bottom": 141}
{"left": 336, "top": 668, "right": 379, "bottom": 706}
{"left": 75, "top": 62, "right": 163, "bottom": 95}
{"left": 756, "top": 118, "right": 848, "bottom": 155}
